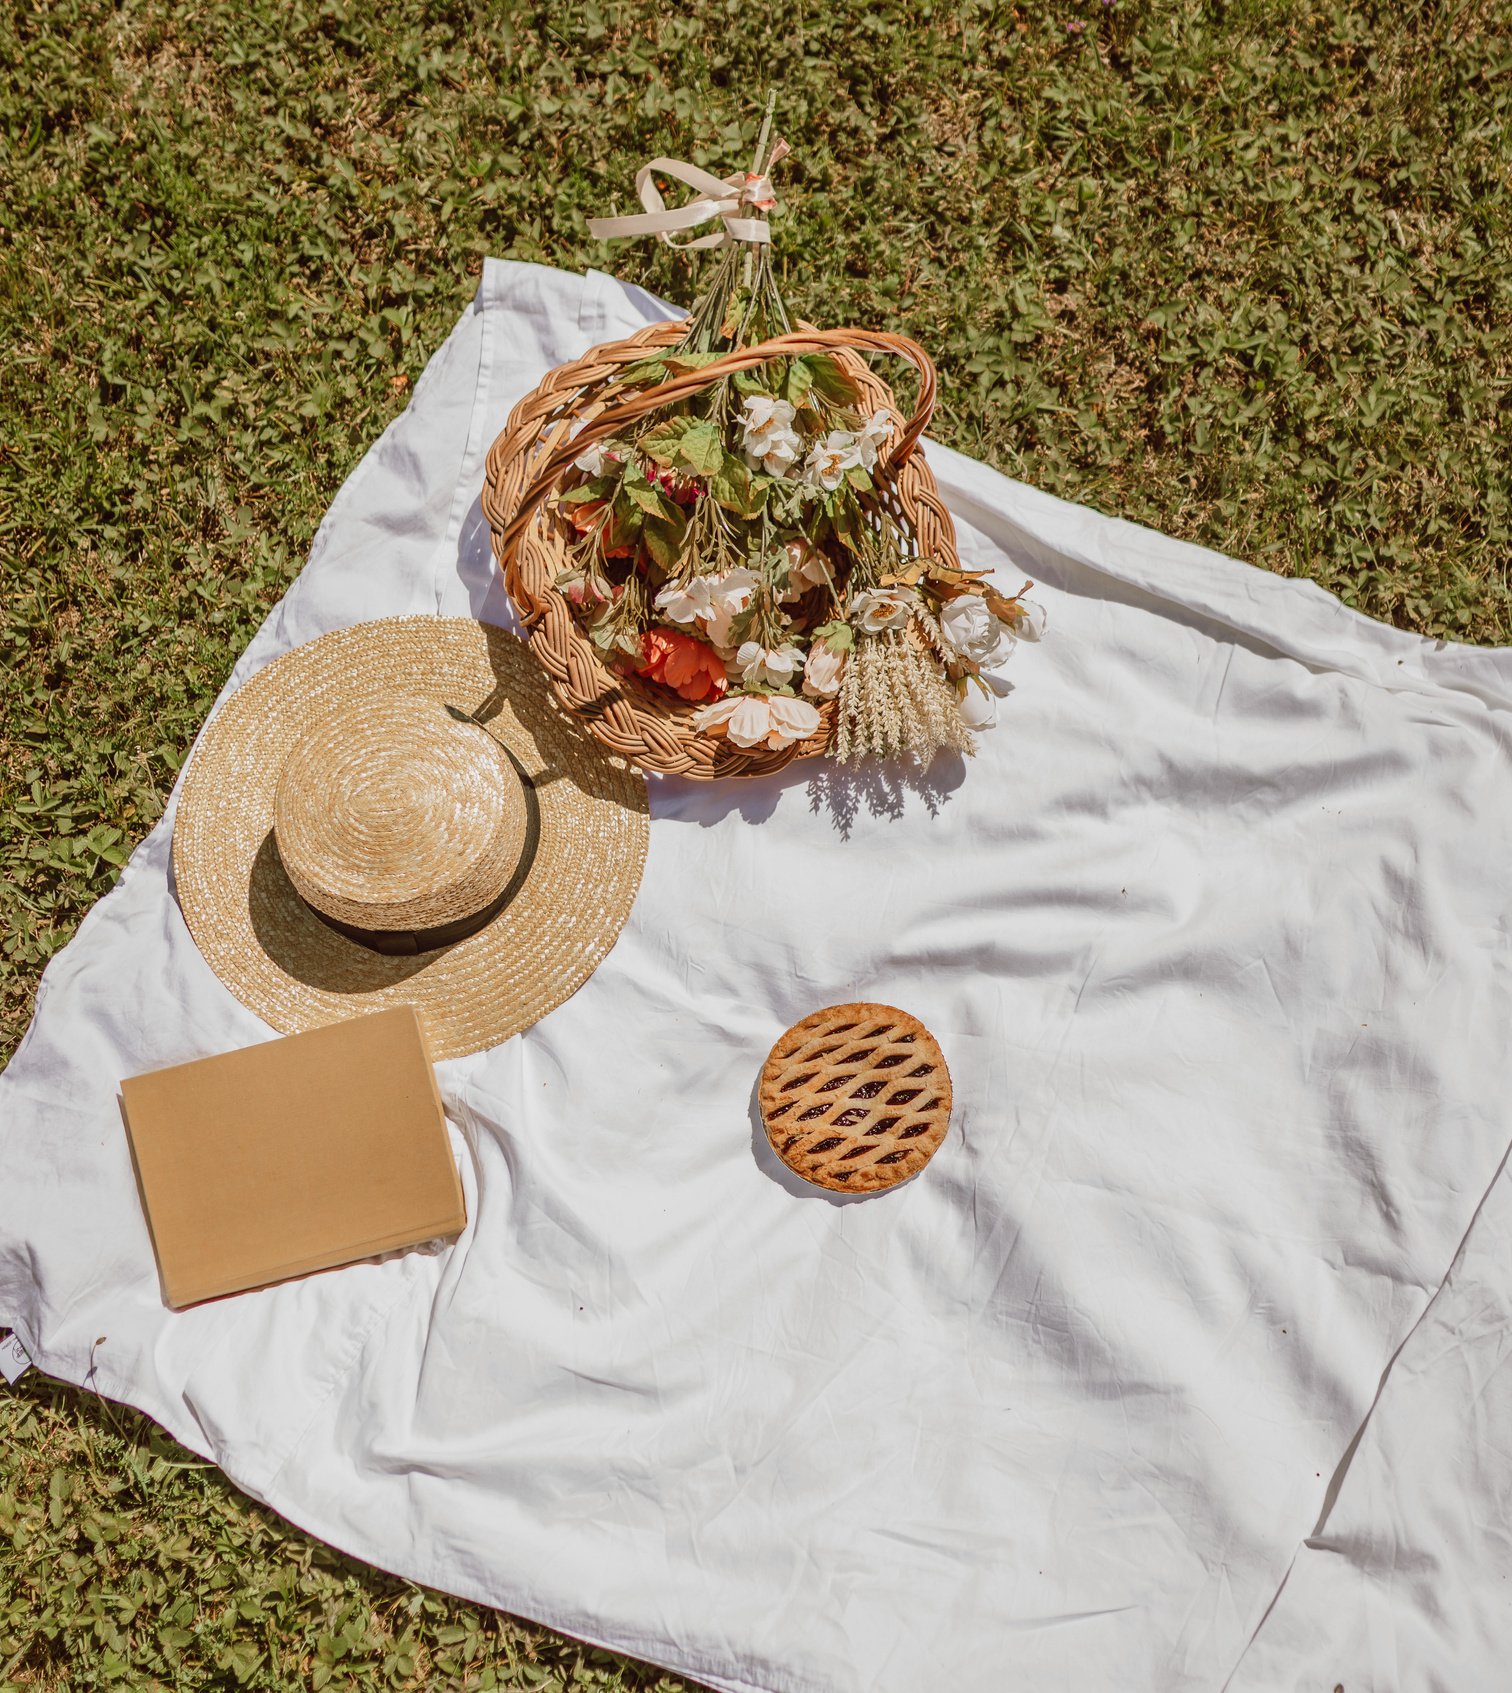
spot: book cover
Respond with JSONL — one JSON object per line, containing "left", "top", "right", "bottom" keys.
{"left": 120, "top": 1005, "right": 465, "bottom": 1308}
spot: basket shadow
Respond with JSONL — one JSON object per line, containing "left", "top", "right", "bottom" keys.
{"left": 457, "top": 678, "right": 649, "bottom": 814}
{"left": 805, "top": 751, "right": 969, "bottom": 837}
{"left": 652, "top": 746, "right": 968, "bottom": 833}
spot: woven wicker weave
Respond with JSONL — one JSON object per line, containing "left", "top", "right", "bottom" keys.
{"left": 480, "top": 320, "right": 962, "bottom": 779}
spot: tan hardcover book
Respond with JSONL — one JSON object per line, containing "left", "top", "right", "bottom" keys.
{"left": 120, "top": 1005, "right": 465, "bottom": 1308}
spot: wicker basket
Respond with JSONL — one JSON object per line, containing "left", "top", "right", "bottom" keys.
{"left": 481, "top": 319, "right": 961, "bottom": 779}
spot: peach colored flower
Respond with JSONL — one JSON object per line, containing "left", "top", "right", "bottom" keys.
{"left": 654, "top": 566, "right": 759, "bottom": 650}
{"left": 693, "top": 691, "right": 822, "bottom": 749}
{"left": 802, "top": 641, "right": 846, "bottom": 698}
{"left": 636, "top": 629, "right": 728, "bottom": 703}
{"left": 779, "top": 538, "right": 831, "bottom": 602}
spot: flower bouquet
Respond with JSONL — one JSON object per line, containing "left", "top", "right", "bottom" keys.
{"left": 483, "top": 113, "right": 1043, "bottom": 780}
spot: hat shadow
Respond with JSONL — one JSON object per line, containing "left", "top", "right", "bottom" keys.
{"left": 247, "top": 740, "right": 544, "bottom": 993}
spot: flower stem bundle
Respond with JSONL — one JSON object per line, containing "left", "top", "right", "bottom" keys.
{"left": 543, "top": 108, "right": 1045, "bottom": 763}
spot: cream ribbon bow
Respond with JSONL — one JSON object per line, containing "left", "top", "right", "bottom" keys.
{"left": 588, "top": 148, "right": 787, "bottom": 250}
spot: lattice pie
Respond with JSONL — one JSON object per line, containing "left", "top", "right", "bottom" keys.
{"left": 759, "top": 1003, "right": 952, "bottom": 1193}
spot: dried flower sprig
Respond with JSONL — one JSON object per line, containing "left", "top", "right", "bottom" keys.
{"left": 834, "top": 625, "right": 977, "bottom": 765}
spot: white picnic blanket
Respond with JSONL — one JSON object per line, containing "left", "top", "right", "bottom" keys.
{"left": 4, "top": 259, "right": 1512, "bottom": 1693}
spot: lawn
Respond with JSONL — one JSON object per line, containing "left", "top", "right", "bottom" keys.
{"left": 2, "top": 0, "right": 1509, "bottom": 1686}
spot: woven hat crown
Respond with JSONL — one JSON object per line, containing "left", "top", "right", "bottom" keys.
{"left": 272, "top": 696, "right": 528, "bottom": 934}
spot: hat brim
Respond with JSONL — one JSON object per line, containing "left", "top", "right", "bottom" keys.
{"left": 172, "top": 617, "right": 649, "bottom": 1060}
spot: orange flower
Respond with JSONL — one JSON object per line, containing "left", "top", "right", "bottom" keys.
{"left": 567, "top": 497, "right": 638, "bottom": 559}
{"left": 636, "top": 629, "right": 728, "bottom": 703}
{"left": 567, "top": 497, "right": 607, "bottom": 536}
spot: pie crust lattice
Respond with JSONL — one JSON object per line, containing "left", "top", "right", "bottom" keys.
{"left": 759, "top": 1002, "right": 953, "bottom": 1193}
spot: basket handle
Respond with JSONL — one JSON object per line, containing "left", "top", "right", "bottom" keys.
{"left": 496, "top": 327, "right": 938, "bottom": 563}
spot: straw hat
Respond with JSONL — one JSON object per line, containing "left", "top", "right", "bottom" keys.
{"left": 172, "top": 617, "right": 650, "bottom": 1060}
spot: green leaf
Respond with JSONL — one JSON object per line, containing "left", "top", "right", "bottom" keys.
{"left": 553, "top": 481, "right": 609, "bottom": 506}
{"left": 589, "top": 611, "right": 641, "bottom": 658}
{"left": 638, "top": 421, "right": 690, "bottom": 467}
{"left": 767, "top": 482, "right": 808, "bottom": 526}
{"left": 623, "top": 481, "right": 670, "bottom": 515}
{"left": 614, "top": 357, "right": 669, "bottom": 387}
{"left": 826, "top": 500, "right": 866, "bottom": 553}
{"left": 726, "top": 603, "right": 758, "bottom": 647}
{"left": 606, "top": 501, "right": 643, "bottom": 549}
{"left": 218, "top": 1643, "right": 263, "bottom": 1684}
{"left": 678, "top": 419, "right": 724, "bottom": 477}
{"left": 641, "top": 510, "right": 687, "bottom": 571}
{"left": 708, "top": 455, "right": 756, "bottom": 515}
{"left": 785, "top": 358, "right": 814, "bottom": 406}
{"left": 662, "top": 351, "right": 721, "bottom": 373}
{"left": 797, "top": 353, "right": 856, "bottom": 407}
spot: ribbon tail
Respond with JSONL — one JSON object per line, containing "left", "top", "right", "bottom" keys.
{"left": 587, "top": 154, "right": 775, "bottom": 249}
{"left": 587, "top": 198, "right": 738, "bottom": 242}
{"left": 635, "top": 156, "right": 743, "bottom": 202}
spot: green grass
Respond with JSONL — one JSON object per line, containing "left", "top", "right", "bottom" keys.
{"left": 0, "top": 1375, "right": 687, "bottom": 1690}
{"left": 2, "top": 0, "right": 1509, "bottom": 1685}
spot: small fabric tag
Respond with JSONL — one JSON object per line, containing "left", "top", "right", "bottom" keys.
{"left": 0, "top": 1332, "right": 33, "bottom": 1384}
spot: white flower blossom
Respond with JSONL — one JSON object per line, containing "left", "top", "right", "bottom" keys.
{"left": 854, "top": 409, "right": 895, "bottom": 471}
{"left": 764, "top": 693, "right": 823, "bottom": 746}
{"left": 735, "top": 641, "right": 804, "bottom": 689}
{"left": 939, "top": 595, "right": 1016, "bottom": 670}
{"left": 753, "top": 426, "right": 803, "bottom": 478}
{"left": 802, "top": 642, "right": 847, "bottom": 698}
{"left": 804, "top": 429, "right": 863, "bottom": 492}
{"left": 693, "top": 691, "right": 822, "bottom": 750}
{"left": 654, "top": 566, "right": 759, "bottom": 651}
{"left": 848, "top": 585, "right": 917, "bottom": 634}
{"left": 574, "top": 441, "right": 611, "bottom": 476}
{"left": 740, "top": 395, "right": 803, "bottom": 477}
